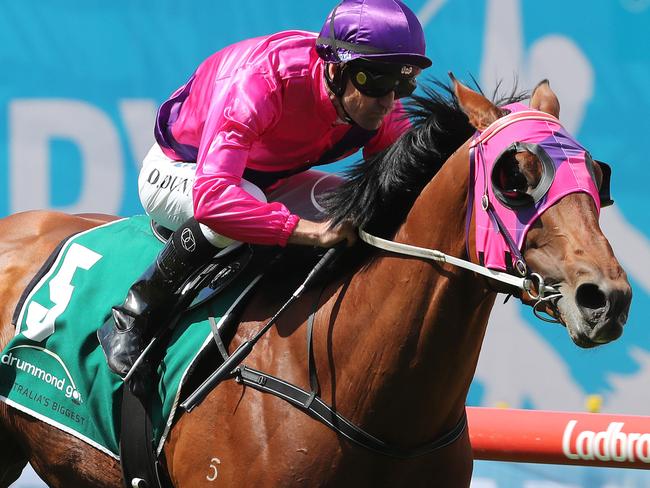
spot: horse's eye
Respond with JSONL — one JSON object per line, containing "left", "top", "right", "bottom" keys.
{"left": 491, "top": 150, "right": 537, "bottom": 206}
{"left": 493, "top": 155, "right": 529, "bottom": 191}
{"left": 496, "top": 161, "right": 527, "bottom": 191}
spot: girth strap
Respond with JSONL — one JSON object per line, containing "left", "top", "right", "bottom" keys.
{"left": 209, "top": 316, "right": 230, "bottom": 362}
{"left": 235, "top": 365, "right": 467, "bottom": 459}
{"left": 119, "top": 387, "right": 174, "bottom": 488}
{"left": 234, "top": 269, "right": 467, "bottom": 459}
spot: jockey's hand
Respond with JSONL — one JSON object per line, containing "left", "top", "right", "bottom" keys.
{"left": 287, "top": 219, "right": 357, "bottom": 248}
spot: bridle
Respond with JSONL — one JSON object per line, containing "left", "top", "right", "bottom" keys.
{"left": 358, "top": 110, "right": 575, "bottom": 320}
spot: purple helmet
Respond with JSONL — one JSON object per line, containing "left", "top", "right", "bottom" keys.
{"left": 316, "top": 0, "right": 432, "bottom": 69}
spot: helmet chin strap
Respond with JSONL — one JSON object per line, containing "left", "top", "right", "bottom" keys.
{"left": 338, "top": 100, "right": 357, "bottom": 126}
{"left": 324, "top": 63, "right": 357, "bottom": 125}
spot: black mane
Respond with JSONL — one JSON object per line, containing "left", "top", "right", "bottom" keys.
{"left": 321, "top": 80, "right": 524, "bottom": 238}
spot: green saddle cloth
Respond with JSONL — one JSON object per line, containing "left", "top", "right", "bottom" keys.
{"left": 0, "top": 215, "right": 252, "bottom": 458}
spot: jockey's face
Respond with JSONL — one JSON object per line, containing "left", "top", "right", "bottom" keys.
{"left": 327, "top": 61, "right": 418, "bottom": 130}
{"left": 341, "top": 79, "right": 396, "bottom": 130}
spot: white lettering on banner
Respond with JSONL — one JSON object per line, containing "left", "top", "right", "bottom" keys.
{"left": 24, "top": 243, "right": 102, "bottom": 342}
{"left": 2, "top": 351, "right": 64, "bottom": 388}
{"left": 562, "top": 419, "right": 650, "bottom": 463}
{"left": 118, "top": 100, "right": 158, "bottom": 167}
{"left": 9, "top": 99, "right": 155, "bottom": 215}
{"left": 1, "top": 350, "right": 82, "bottom": 402}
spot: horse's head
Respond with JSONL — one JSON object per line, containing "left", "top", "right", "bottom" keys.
{"left": 452, "top": 75, "right": 632, "bottom": 348}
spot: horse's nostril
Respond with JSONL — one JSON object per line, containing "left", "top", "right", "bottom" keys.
{"left": 576, "top": 283, "right": 607, "bottom": 310}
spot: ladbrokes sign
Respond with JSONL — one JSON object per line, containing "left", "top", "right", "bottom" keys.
{"left": 563, "top": 419, "right": 650, "bottom": 463}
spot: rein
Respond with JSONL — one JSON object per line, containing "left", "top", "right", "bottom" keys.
{"left": 358, "top": 229, "right": 559, "bottom": 304}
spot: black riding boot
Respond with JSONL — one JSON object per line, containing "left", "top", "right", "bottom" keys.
{"left": 97, "top": 218, "right": 217, "bottom": 378}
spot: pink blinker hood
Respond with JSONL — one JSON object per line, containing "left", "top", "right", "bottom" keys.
{"left": 470, "top": 103, "right": 602, "bottom": 273}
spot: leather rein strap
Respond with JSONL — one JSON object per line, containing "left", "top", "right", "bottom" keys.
{"left": 358, "top": 229, "right": 557, "bottom": 299}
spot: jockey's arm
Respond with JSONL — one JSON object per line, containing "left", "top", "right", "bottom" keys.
{"left": 193, "top": 71, "right": 408, "bottom": 250}
{"left": 192, "top": 69, "right": 306, "bottom": 247}
{"left": 287, "top": 218, "right": 357, "bottom": 248}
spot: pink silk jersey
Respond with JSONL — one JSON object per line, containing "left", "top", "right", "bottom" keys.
{"left": 154, "top": 30, "right": 412, "bottom": 246}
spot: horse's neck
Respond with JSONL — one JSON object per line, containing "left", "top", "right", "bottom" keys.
{"left": 331, "top": 147, "right": 496, "bottom": 444}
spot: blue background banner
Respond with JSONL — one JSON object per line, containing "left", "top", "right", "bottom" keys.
{"left": 2, "top": 1, "right": 649, "bottom": 486}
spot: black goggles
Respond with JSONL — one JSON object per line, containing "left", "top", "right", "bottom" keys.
{"left": 347, "top": 61, "right": 420, "bottom": 99}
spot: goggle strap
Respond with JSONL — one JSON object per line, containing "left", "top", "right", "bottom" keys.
{"left": 317, "top": 37, "right": 386, "bottom": 57}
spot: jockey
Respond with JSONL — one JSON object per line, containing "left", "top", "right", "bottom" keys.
{"left": 97, "top": 0, "right": 432, "bottom": 379}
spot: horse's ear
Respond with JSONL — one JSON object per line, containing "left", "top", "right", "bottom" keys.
{"left": 449, "top": 72, "right": 502, "bottom": 130}
{"left": 530, "top": 79, "right": 560, "bottom": 118}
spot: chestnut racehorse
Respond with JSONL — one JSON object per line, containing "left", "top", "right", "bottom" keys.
{"left": 0, "top": 78, "right": 631, "bottom": 487}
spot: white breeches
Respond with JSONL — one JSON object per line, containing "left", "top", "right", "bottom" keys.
{"left": 138, "top": 144, "right": 266, "bottom": 248}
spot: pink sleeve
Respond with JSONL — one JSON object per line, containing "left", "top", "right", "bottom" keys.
{"left": 362, "top": 100, "right": 412, "bottom": 158}
{"left": 192, "top": 69, "right": 300, "bottom": 247}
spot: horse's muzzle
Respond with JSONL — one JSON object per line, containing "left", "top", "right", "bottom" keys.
{"left": 559, "top": 278, "right": 632, "bottom": 348}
